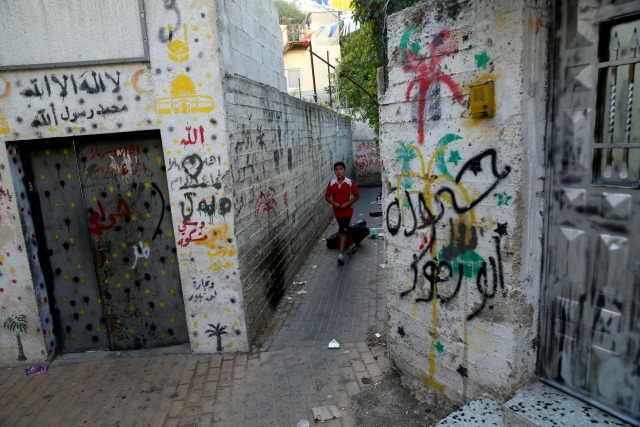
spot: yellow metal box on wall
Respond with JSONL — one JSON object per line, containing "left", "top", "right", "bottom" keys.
{"left": 469, "top": 80, "right": 495, "bottom": 119}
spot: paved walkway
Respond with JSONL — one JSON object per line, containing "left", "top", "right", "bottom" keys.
{"left": 0, "top": 186, "right": 387, "bottom": 427}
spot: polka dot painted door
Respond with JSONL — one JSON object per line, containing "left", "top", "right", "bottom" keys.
{"left": 24, "top": 131, "right": 188, "bottom": 352}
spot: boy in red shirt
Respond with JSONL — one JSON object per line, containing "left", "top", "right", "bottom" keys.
{"left": 325, "top": 162, "right": 360, "bottom": 265}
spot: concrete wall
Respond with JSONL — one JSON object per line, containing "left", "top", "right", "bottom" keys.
{"left": 216, "top": 0, "right": 287, "bottom": 92}
{"left": 225, "top": 75, "right": 352, "bottom": 341}
{"left": 351, "top": 120, "right": 380, "bottom": 185}
{"left": 380, "top": 0, "right": 547, "bottom": 408}
{"left": 0, "top": 0, "right": 328, "bottom": 368}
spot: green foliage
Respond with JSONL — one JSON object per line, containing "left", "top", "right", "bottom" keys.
{"left": 333, "top": 23, "right": 382, "bottom": 133}
{"left": 350, "top": 0, "right": 422, "bottom": 63}
{"left": 272, "top": 0, "right": 306, "bottom": 25}
{"left": 3, "top": 314, "right": 28, "bottom": 333}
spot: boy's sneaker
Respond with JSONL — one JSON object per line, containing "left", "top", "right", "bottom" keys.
{"left": 337, "top": 254, "right": 345, "bottom": 266}
{"left": 346, "top": 244, "right": 357, "bottom": 255}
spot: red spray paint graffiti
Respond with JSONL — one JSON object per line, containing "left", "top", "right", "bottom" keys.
{"left": 402, "top": 27, "right": 464, "bottom": 145}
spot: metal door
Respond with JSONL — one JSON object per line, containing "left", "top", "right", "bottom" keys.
{"left": 540, "top": 1, "right": 640, "bottom": 424}
{"left": 23, "top": 132, "right": 188, "bottom": 352}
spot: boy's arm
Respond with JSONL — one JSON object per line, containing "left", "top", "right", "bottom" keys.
{"left": 340, "top": 193, "right": 359, "bottom": 209}
{"left": 325, "top": 194, "right": 339, "bottom": 207}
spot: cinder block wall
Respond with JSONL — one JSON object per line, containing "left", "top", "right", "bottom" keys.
{"left": 380, "top": 0, "right": 547, "bottom": 408}
{"left": 225, "top": 75, "right": 352, "bottom": 341}
{"left": 216, "top": 0, "right": 287, "bottom": 92}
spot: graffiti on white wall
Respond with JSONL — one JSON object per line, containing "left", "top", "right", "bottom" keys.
{"left": 385, "top": 25, "right": 512, "bottom": 392}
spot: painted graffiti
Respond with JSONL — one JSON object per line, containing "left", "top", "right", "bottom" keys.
{"left": 400, "top": 27, "right": 464, "bottom": 145}
{"left": 131, "top": 241, "right": 151, "bottom": 269}
{"left": 205, "top": 322, "right": 228, "bottom": 352}
{"left": 254, "top": 186, "right": 278, "bottom": 228}
{"left": 20, "top": 71, "right": 121, "bottom": 100}
{"left": 180, "top": 123, "right": 205, "bottom": 146}
{"left": 386, "top": 135, "right": 513, "bottom": 313}
{"left": 177, "top": 220, "right": 207, "bottom": 247}
{"left": 386, "top": 133, "right": 512, "bottom": 391}
{"left": 158, "top": 0, "right": 182, "bottom": 43}
{"left": 354, "top": 141, "right": 380, "bottom": 180}
{"left": 154, "top": 75, "right": 214, "bottom": 115}
{"left": 399, "top": 223, "right": 507, "bottom": 320}
{"left": 188, "top": 276, "right": 217, "bottom": 303}
{"left": 88, "top": 197, "right": 132, "bottom": 236}
{"left": 168, "top": 153, "right": 222, "bottom": 190}
{"left": 180, "top": 192, "right": 231, "bottom": 223}
{"left": 30, "top": 104, "right": 128, "bottom": 128}
{"left": 2, "top": 315, "right": 28, "bottom": 361}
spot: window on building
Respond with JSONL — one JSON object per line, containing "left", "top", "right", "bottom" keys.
{"left": 286, "top": 69, "right": 301, "bottom": 90}
{"left": 594, "top": 16, "right": 640, "bottom": 187}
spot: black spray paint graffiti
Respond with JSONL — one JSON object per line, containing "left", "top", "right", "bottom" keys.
{"left": 386, "top": 149, "right": 511, "bottom": 237}
{"left": 387, "top": 148, "right": 511, "bottom": 320}
{"left": 168, "top": 154, "right": 222, "bottom": 190}
{"left": 180, "top": 192, "right": 232, "bottom": 222}
{"left": 205, "top": 323, "right": 228, "bottom": 352}
{"left": 400, "top": 226, "right": 507, "bottom": 320}
{"left": 158, "top": 0, "right": 182, "bottom": 43}
{"left": 20, "top": 71, "right": 121, "bottom": 100}
{"left": 188, "top": 276, "right": 217, "bottom": 303}
{"left": 31, "top": 104, "right": 128, "bottom": 128}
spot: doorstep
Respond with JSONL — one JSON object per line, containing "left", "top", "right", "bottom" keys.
{"left": 434, "top": 381, "right": 634, "bottom": 427}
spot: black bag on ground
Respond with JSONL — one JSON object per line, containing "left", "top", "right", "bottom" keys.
{"left": 326, "top": 220, "right": 369, "bottom": 249}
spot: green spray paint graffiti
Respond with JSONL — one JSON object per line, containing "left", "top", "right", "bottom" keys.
{"left": 497, "top": 192, "right": 512, "bottom": 206}
{"left": 434, "top": 133, "right": 464, "bottom": 179}
{"left": 448, "top": 150, "right": 462, "bottom": 166}
{"left": 475, "top": 50, "right": 491, "bottom": 69}
{"left": 3, "top": 314, "right": 28, "bottom": 361}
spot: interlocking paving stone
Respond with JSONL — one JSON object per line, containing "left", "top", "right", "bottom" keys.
{"left": 0, "top": 186, "right": 386, "bottom": 426}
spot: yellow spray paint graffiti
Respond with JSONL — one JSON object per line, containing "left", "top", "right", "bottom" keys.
{"left": 389, "top": 134, "right": 512, "bottom": 391}
{"left": 0, "top": 117, "right": 9, "bottom": 134}
{"left": 154, "top": 75, "right": 214, "bottom": 115}
{"left": 168, "top": 24, "right": 190, "bottom": 63}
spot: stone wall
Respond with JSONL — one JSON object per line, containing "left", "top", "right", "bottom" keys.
{"left": 379, "top": 0, "right": 547, "bottom": 408}
{"left": 225, "top": 75, "right": 352, "bottom": 341}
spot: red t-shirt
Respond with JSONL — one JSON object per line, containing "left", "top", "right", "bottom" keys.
{"left": 325, "top": 177, "right": 359, "bottom": 219}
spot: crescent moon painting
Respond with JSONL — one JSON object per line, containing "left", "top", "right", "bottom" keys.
{"left": 0, "top": 75, "right": 10, "bottom": 99}
{"left": 132, "top": 69, "right": 153, "bottom": 95}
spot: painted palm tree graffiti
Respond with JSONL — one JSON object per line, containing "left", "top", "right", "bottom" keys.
{"left": 206, "top": 322, "right": 228, "bottom": 351}
{"left": 3, "top": 314, "right": 28, "bottom": 361}
{"left": 400, "top": 26, "right": 464, "bottom": 146}
{"left": 395, "top": 141, "right": 419, "bottom": 190}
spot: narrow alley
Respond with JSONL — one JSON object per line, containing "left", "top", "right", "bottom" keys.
{"left": 0, "top": 186, "right": 432, "bottom": 427}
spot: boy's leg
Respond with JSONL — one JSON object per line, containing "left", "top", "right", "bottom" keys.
{"left": 336, "top": 217, "right": 350, "bottom": 265}
{"left": 346, "top": 230, "right": 356, "bottom": 255}
{"left": 339, "top": 233, "right": 347, "bottom": 253}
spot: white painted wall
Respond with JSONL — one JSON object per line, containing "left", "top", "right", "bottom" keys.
{"left": 0, "top": 0, "right": 332, "bottom": 367}
{"left": 380, "top": 0, "right": 547, "bottom": 408}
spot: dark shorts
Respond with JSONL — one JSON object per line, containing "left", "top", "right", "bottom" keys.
{"left": 336, "top": 217, "right": 351, "bottom": 234}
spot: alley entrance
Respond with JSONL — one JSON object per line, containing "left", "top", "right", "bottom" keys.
{"left": 18, "top": 131, "right": 188, "bottom": 353}
{"left": 541, "top": 2, "right": 640, "bottom": 424}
